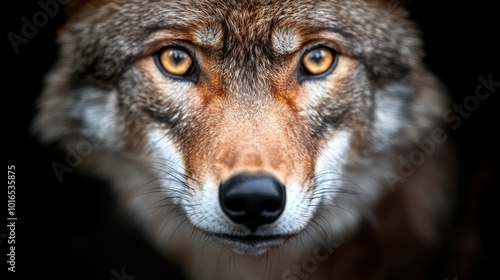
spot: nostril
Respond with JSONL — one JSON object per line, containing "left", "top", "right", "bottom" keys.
{"left": 225, "top": 198, "right": 246, "bottom": 213}
{"left": 262, "top": 199, "right": 281, "bottom": 212}
{"left": 219, "top": 173, "right": 286, "bottom": 230}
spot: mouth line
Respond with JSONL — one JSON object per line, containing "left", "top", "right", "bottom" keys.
{"left": 213, "top": 233, "right": 295, "bottom": 245}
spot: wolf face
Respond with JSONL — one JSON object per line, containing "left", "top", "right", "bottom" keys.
{"left": 33, "top": 0, "right": 450, "bottom": 277}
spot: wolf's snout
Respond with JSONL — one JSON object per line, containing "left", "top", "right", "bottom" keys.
{"left": 219, "top": 174, "right": 286, "bottom": 231}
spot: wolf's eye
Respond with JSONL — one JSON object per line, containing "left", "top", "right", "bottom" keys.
{"left": 300, "top": 47, "right": 338, "bottom": 77}
{"left": 156, "top": 46, "right": 195, "bottom": 78}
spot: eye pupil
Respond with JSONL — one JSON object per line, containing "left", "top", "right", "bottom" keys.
{"left": 157, "top": 47, "right": 194, "bottom": 77}
{"left": 170, "top": 49, "right": 188, "bottom": 65}
{"left": 301, "top": 47, "right": 336, "bottom": 76}
{"left": 308, "top": 49, "right": 323, "bottom": 64}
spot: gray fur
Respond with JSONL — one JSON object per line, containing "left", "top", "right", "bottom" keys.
{"left": 33, "top": 1, "right": 452, "bottom": 279}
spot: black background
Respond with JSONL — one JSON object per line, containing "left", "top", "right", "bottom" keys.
{"left": 4, "top": 1, "right": 498, "bottom": 279}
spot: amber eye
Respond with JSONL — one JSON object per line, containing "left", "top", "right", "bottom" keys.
{"left": 301, "top": 47, "right": 337, "bottom": 76}
{"left": 156, "top": 46, "right": 194, "bottom": 77}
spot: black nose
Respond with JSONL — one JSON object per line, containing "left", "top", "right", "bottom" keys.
{"left": 219, "top": 173, "right": 286, "bottom": 231}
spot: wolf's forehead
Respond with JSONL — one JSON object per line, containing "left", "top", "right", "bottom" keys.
{"left": 181, "top": 1, "right": 319, "bottom": 51}
{"left": 192, "top": 22, "right": 300, "bottom": 55}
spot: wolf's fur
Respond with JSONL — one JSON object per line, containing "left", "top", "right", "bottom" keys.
{"left": 33, "top": 0, "right": 453, "bottom": 279}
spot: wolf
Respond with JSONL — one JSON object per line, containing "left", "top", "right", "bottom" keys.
{"left": 33, "top": 0, "right": 454, "bottom": 279}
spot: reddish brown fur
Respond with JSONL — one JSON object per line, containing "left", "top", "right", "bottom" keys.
{"left": 32, "top": 0, "right": 456, "bottom": 279}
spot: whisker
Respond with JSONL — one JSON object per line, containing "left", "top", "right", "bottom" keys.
{"left": 162, "top": 212, "right": 188, "bottom": 242}
{"left": 312, "top": 172, "right": 367, "bottom": 193}
{"left": 148, "top": 159, "right": 199, "bottom": 184}
{"left": 146, "top": 166, "right": 195, "bottom": 191}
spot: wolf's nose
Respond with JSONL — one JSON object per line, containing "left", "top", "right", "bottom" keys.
{"left": 219, "top": 174, "right": 286, "bottom": 231}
